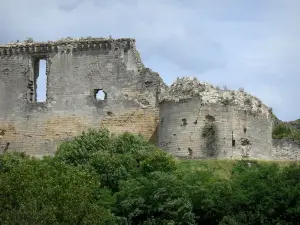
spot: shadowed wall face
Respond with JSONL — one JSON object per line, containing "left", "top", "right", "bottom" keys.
{"left": 158, "top": 98, "right": 273, "bottom": 160}
{"left": 0, "top": 39, "right": 163, "bottom": 156}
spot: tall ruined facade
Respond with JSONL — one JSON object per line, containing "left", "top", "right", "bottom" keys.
{"left": 0, "top": 38, "right": 164, "bottom": 156}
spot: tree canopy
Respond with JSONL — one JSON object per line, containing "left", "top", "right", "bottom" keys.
{"left": 1, "top": 128, "right": 300, "bottom": 224}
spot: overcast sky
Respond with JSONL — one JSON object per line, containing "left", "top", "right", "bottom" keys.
{"left": 1, "top": 0, "right": 299, "bottom": 121}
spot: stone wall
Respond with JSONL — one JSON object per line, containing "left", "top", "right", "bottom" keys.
{"left": 272, "top": 139, "right": 300, "bottom": 160}
{"left": 158, "top": 98, "right": 273, "bottom": 160}
{"left": 0, "top": 38, "right": 164, "bottom": 156}
{"left": 0, "top": 38, "right": 298, "bottom": 161}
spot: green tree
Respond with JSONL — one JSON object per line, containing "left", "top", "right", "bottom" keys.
{"left": 55, "top": 128, "right": 114, "bottom": 166}
{"left": 55, "top": 129, "right": 176, "bottom": 192}
{"left": 178, "top": 166, "right": 232, "bottom": 224}
{"left": 0, "top": 155, "right": 116, "bottom": 225}
{"left": 116, "top": 172, "right": 195, "bottom": 224}
{"left": 0, "top": 152, "right": 29, "bottom": 172}
{"left": 220, "top": 162, "right": 300, "bottom": 225}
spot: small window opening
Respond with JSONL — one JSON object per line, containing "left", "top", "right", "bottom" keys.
{"left": 34, "top": 58, "right": 47, "bottom": 102}
{"left": 232, "top": 131, "right": 235, "bottom": 147}
{"left": 94, "top": 89, "right": 107, "bottom": 101}
{"left": 232, "top": 139, "right": 236, "bottom": 147}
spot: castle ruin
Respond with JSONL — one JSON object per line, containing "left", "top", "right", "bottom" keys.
{"left": 0, "top": 37, "right": 299, "bottom": 160}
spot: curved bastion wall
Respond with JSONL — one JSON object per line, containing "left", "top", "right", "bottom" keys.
{"left": 158, "top": 77, "right": 273, "bottom": 159}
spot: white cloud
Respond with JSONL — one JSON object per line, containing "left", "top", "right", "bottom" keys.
{"left": 0, "top": 0, "right": 299, "bottom": 121}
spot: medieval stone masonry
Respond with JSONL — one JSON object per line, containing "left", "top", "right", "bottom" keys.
{"left": 0, "top": 37, "right": 299, "bottom": 160}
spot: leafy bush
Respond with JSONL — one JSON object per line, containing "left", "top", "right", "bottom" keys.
{"left": 225, "top": 163, "right": 300, "bottom": 224}
{"left": 244, "top": 97, "right": 252, "bottom": 106}
{"left": 116, "top": 172, "right": 195, "bottom": 224}
{"left": 55, "top": 128, "right": 113, "bottom": 166}
{"left": 55, "top": 129, "right": 176, "bottom": 192}
{"left": 0, "top": 155, "right": 116, "bottom": 224}
{"left": 272, "top": 123, "right": 300, "bottom": 142}
{"left": 0, "top": 152, "right": 29, "bottom": 173}
{"left": 220, "top": 97, "right": 232, "bottom": 106}
{"left": 1, "top": 130, "right": 300, "bottom": 225}
{"left": 177, "top": 160, "right": 300, "bottom": 225}
{"left": 231, "top": 160, "right": 259, "bottom": 174}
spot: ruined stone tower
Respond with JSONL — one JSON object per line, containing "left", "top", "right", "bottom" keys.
{"left": 158, "top": 77, "right": 273, "bottom": 160}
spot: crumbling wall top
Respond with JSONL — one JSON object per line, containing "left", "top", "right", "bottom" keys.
{"left": 0, "top": 37, "right": 140, "bottom": 58}
{"left": 160, "top": 77, "right": 272, "bottom": 117}
{"left": 0, "top": 37, "right": 134, "bottom": 48}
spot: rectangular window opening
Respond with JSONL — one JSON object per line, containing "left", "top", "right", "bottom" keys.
{"left": 231, "top": 131, "right": 235, "bottom": 147}
{"left": 33, "top": 58, "right": 47, "bottom": 102}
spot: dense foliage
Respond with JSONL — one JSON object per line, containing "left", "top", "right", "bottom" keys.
{"left": 1, "top": 129, "right": 300, "bottom": 224}
{"left": 272, "top": 120, "right": 300, "bottom": 142}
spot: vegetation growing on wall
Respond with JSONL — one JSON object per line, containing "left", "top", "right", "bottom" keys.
{"left": 272, "top": 122, "right": 300, "bottom": 143}
{"left": 286, "top": 119, "right": 300, "bottom": 131}
{"left": 220, "top": 96, "right": 232, "bottom": 106}
{"left": 244, "top": 97, "right": 252, "bottom": 106}
{"left": 1, "top": 129, "right": 300, "bottom": 224}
